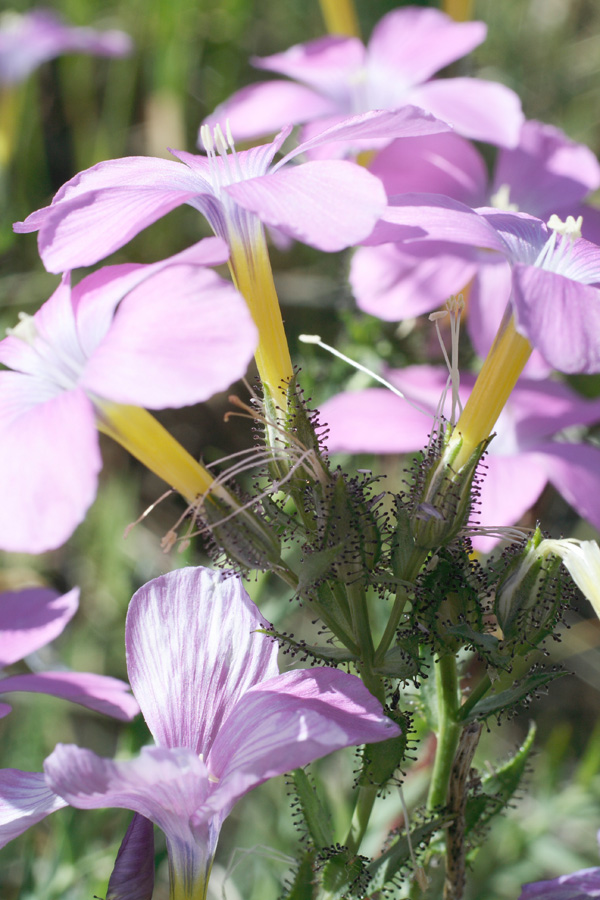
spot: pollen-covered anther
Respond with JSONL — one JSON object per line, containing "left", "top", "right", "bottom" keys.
{"left": 547, "top": 213, "right": 583, "bottom": 240}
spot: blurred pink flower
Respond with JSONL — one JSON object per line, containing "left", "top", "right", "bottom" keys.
{"left": 0, "top": 584, "right": 137, "bottom": 720}
{"left": 0, "top": 8, "right": 131, "bottom": 84}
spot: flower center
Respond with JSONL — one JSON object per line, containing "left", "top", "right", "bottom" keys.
{"left": 5, "top": 310, "right": 84, "bottom": 390}
{"left": 198, "top": 120, "right": 243, "bottom": 197}
{"left": 534, "top": 213, "right": 583, "bottom": 276}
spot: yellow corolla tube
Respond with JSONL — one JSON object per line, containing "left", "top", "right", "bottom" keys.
{"left": 319, "top": 0, "right": 361, "bottom": 37}
{"left": 443, "top": 0, "right": 475, "bottom": 21}
{"left": 96, "top": 401, "right": 229, "bottom": 505}
{"left": 228, "top": 228, "right": 294, "bottom": 410}
{"left": 448, "top": 313, "right": 532, "bottom": 473}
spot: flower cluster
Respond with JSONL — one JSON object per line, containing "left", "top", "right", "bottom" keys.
{"left": 4, "top": 3, "right": 600, "bottom": 899}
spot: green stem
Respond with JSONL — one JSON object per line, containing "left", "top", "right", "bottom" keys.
{"left": 427, "top": 653, "right": 461, "bottom": 810}
{"left": 342, "top": 784, "right": 379, "bottom": 853}
{"left": 346, "top": 580, "right": 385, "bottom": 703}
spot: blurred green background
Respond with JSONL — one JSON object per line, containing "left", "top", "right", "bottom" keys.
{"left": 2, "top": 1, "right": 600, "bottom": 898}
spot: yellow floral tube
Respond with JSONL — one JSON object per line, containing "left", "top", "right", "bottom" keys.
{"left": 319, "top": 0, "right": 361, "bottom": 37}
{"left": 95, "top": 401, "right": 230, "bottom": 506}
{"left": 448, "top": 313, "right": 532, "bottom": 472}
{"left": 228, "top": 228, "right": 294, "bottom": 409}
{"left": 443, "top": 0, "right": 475, "bottom": 21}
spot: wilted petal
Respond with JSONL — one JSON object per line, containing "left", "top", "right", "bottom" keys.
{"left": 208, "top": 668, "right": 400, "bottom": 812}
{"left": 226, "top": 160, "right": 386, "bottom": 251}
{"left": 106, "top": 814, "right": 155, "bottom": 900}
{"left": 0, "top": 672, "right": 138, "bottom": 721}
{"left": 0, "top": 380, "right": 101, "bottom": 553}
{"left": 0, "top": 769, "right": 67, "bottom": 848}
{"left": 0, "top": 587, "right": 79, "bottom": 666}
{"left": 411, "top": 78, "right": 524, "bottom": 147}
{"left": 126, "top": 568, "right": 279, "bottom": 756}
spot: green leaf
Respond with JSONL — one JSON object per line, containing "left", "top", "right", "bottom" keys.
{"left": 280, "top": 850, "right": 317, "bottom": 900}
{"left": 364, "top": 815, "right": 450, "bottom": 894}
{"left": 291, "top": 768, "right": 334, "bottom": 850}
{"left": 256, "top": 628, "right": 358, "bottom": 665}
{"left": 459, "top": 670, "right": 563, "bottom": 723}
{"left": 373, "top": 644, "right": 420, "bottom": 679}
{"left": 464, "top": 721, "right": 536, "bottom": 838}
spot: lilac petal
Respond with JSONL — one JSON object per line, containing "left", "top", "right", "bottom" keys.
{"left": 519, "top": 867, "right": 600, "bottom": 899}
{"left": 72, "top": 237, "right": 230, "bottom": 360}
{"left": 0, "top": 380, "right": 101, "bottom": 553}
{"left": 0, "top": 704, "right": 11, "bottom": 718}
{"left": 45, "top": 744, "right": 211, "bottom": 841}
{"left": 410, "top": 78, "right": 524, "bottom": 147}
{"left": 208, "top": 668, "right": 400, "bottom": 812}
{"left": 252, "top": 35, "right": 365, "bottom": 99}
{"left": 512, "top": 265, "right": 600, "bottom": 373}
{"left": 126, "top": 568, "right": 279, "bottom": 756}
{"left": 509, "top": 379, "right": 600, "bottom": 443}
{"left": 472, "top": 454, "right": 548, "bottom": 550}
{"left": 493, "top": 120, "right": 600, "bottom": 218}
{"left": 0, "top": 587, "right": 78, "bottom": 667}
{"left": 364, "top": 194, "right": 505, "bottom": 250}
{"left": 284, "top": 107, "right": 451, "bottom": 164}
{"left": 534, "top": 443, "right": 600, "bottom": 534}
{"left": 351, "top": 241, "right": 479, "bottom": 321}
{"left": 322, "top": 388, "right": 433, "bottom": 454}
{"left": 81, "top": 265, "right": 257, "bottom": 408}
{"left": 0, "top": 672, "right": 138, "bottom": 721}
{"left": 205, "top": 81, "right": 337, "bottom": 140}
{"left": 14, "top": 157, "right": 204, "bottom": 273}
{"left": 226, "top": 160, "right": 386, "bottom": 251}
{"left": 106, "top": 814, "right": 155, "bottom": 900}
{"left": 369, "top": 132, "right": 487, "bottom": 205}
{"left": 367, "top": 8, "right": 486, "bottom": 86}
{"left": 0, "top": 769, "right": 67, "bottom": 848}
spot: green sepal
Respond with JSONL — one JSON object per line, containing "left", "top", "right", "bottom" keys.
{"left": 358, "top": 713, "right": 409, "bottom": 787}
{"left": 464, "top": 722, "right": 536, "bottom": 839}
{"left": 280, "top": 850, "right": 317, "bottom": 900}
{"left": 320, "top": 847, "right": 370, "bottom": 898}
{"left": 445, "top": 624, "right": 509, "bottom": 670}
{"left": 458, "top": 670, "right": 564, "bottom": 724}
{"left": 365, "top": 814, "right": 451, "bottom": 893}
{"left": 297, "top": 544, "right": 347, "bottom": 594}
{"left": 373, "top": 644, "right": 421, "bottom": 680}
{"left": 391, "top": 499, "right": 417, "bottom": 581}
{"left": 291, "top": 768, "right": 334, "bottom": 850}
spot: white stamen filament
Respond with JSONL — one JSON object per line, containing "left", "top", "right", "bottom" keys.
{"left": 535, "top": 213, "right": 584, "bottom": 273}
{"left": 298, "top": 334, "right": 432, "bottom": 419}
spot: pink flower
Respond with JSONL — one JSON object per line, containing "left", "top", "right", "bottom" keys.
{"left": 207, "top": 6, "right": 523, "bottom": 149}
{"left": 0, "top": 585, "right": 137, "bottom": 720}
{"left": 0, "top": 567, "right": 400, "bottom": 899}
{"left": 0, "top": 8, "right": 131, "bottom": 84}
{"left": 0, "top": 239, "right": 257, "bottom": 553}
